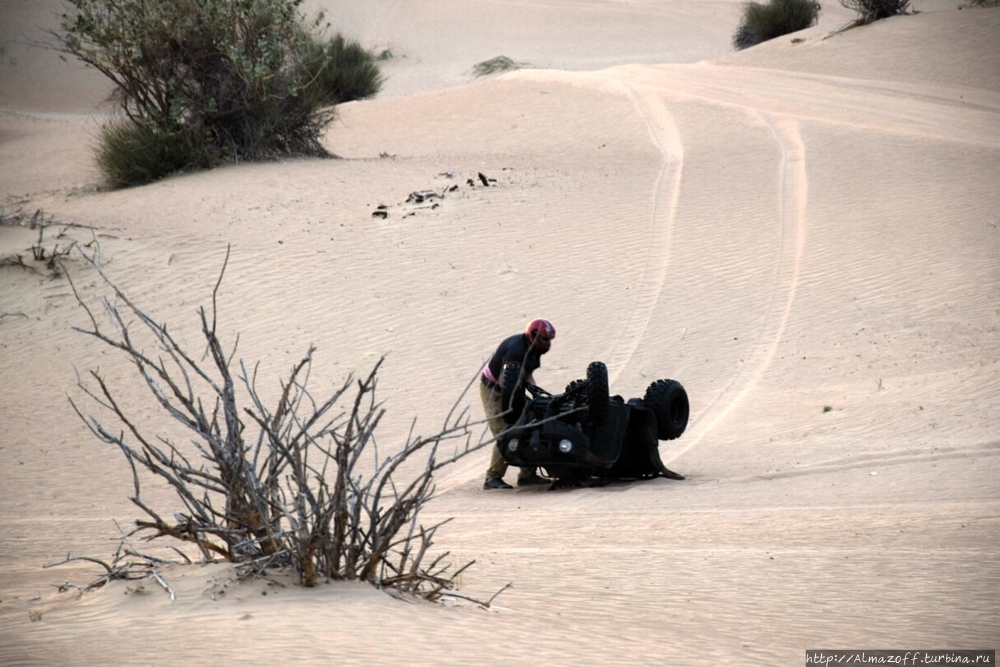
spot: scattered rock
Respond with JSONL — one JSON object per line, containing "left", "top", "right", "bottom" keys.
{"left": 406, "top": 190, "right": 442, "bottom": 204}
{"left": 374, "top": 171, "right": 505, "bottom": 219}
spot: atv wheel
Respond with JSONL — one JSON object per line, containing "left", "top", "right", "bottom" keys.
{"left": 644, "top": 379, "right": 689, "bottom": 440}
{"left": 500, "top": 361, "right": 526, "bottom": 425}
{"left": 586, "top": 361, "right": 609, "bottom": 426}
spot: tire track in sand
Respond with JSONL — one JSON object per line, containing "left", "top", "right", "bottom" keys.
{"left": 601, "top": 82, "right": 684, "bottom": 387}
{"left": 666, "top": 114, "right": 808, "bottom": 464}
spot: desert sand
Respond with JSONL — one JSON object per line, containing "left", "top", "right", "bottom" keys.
{"left": 1, "top": 0, "right": 998, "bottom": 665}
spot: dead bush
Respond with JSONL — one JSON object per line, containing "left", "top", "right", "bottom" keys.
{"left": 58, "top": 246, "right": 505, "bottom": 605}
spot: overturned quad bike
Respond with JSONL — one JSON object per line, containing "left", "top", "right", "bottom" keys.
{"left": 497, "top": 361, "right": 689, "bottom": 489}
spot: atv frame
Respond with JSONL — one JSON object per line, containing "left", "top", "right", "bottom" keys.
{"left": 496, "top": 361, "right": 688, "bottom": 489}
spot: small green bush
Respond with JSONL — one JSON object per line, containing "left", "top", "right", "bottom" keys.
{"left": 300, "top": 34, "right": 386, "bottom": 105}
{"left": 840, "top": 0, "right": 910, "bottom": 24}
{"left": 96, "top": 119, "right": 216, "bottom": 188}
{"left": 472, "top": 56, "right": 522, "bottom": 77}
{"left": 733, "top": 0, "right": 821, "bottom": 50}
{"left": 56, "top": 0, "right": 383, "bottom": 187}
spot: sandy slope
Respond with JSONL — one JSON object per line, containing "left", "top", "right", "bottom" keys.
{"left": 1, "top": 1, "right": 998, "bottom": 665}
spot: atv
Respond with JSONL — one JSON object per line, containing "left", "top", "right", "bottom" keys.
{"left": 497, "top": 361, "right": 689, "bottom": 488}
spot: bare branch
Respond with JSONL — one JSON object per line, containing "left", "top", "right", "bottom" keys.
{"left": 44, "top": 554, "right": 114, "bottom": 574}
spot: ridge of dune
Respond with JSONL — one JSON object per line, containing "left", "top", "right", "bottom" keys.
{"left": 716, "top": 4, "right": 1000, "bottom": 92}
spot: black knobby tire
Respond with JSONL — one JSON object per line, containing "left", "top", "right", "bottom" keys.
{"left": 644, "top": 379, "right": 689, "bottom": 440}
{"left": 586, "top": 361, "right": 609, "bottom": 426}
{"left": 500, "top": 361, "right": 526, "bottom": 425}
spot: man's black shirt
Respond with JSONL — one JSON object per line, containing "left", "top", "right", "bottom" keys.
{"left": 487, "top": 333, "right": 542, "bottom": 385}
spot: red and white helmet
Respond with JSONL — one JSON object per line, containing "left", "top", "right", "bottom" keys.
{"left": 525, "top": 318, "right": 556, "bottom": 352}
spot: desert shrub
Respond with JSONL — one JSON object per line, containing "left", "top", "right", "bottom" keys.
{"left": 733, "top": 0, "right": 821, "bottom": 50}
{"left": 472, "top": 56, "right": 524, "bottom": 77}
{"left": 55, "top": 0, "right": 383, "bottom": 187}
{"left": 300, "top": 34, "right": 386, "bottom": 105}
{"left": 840, "top": 0, "right": 910, "bottom": 23}
{"left": 96, "top": 118, "right": 216, "bottom": 188}
{"left": 60, "top": 248, "right": 504, "bottom": 603}
{"left": 733, "top": 23, "right": 763, "bottom": 50}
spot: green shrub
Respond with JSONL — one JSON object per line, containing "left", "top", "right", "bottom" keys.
{"left": 733, "top": 0, "right": 821, "bottom": 50}
{"left": 300, "top": 34, "right": 385, "bottom": 105}
{"left": 840, "top": 0, "right": 910, "bottom": 24}
{"left": 56, "top": 0, "right": 383, "bottom": 187}
{"left": 472, "top": 56, "right": 523, "bottom": 77}
{"left": 733, "top": 23, "right": 763, "bottom": 50}
{"left": 96, "top": 119, "right": 216, "bottom": 188}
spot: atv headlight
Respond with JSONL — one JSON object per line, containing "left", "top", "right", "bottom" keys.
{"left": 508, "top": 438, "right": 519, "bottom": 452}
{"left": 558, "top": 439, "right": 573, "bottom": 453}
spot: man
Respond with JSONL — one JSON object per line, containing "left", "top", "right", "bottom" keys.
{"left": 480, "top": 318, "right": 555, "bottom": 490}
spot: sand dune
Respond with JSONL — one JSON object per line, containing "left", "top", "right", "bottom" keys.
{"left": 1, "top": 0, "right": 998, "bottom": 665}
